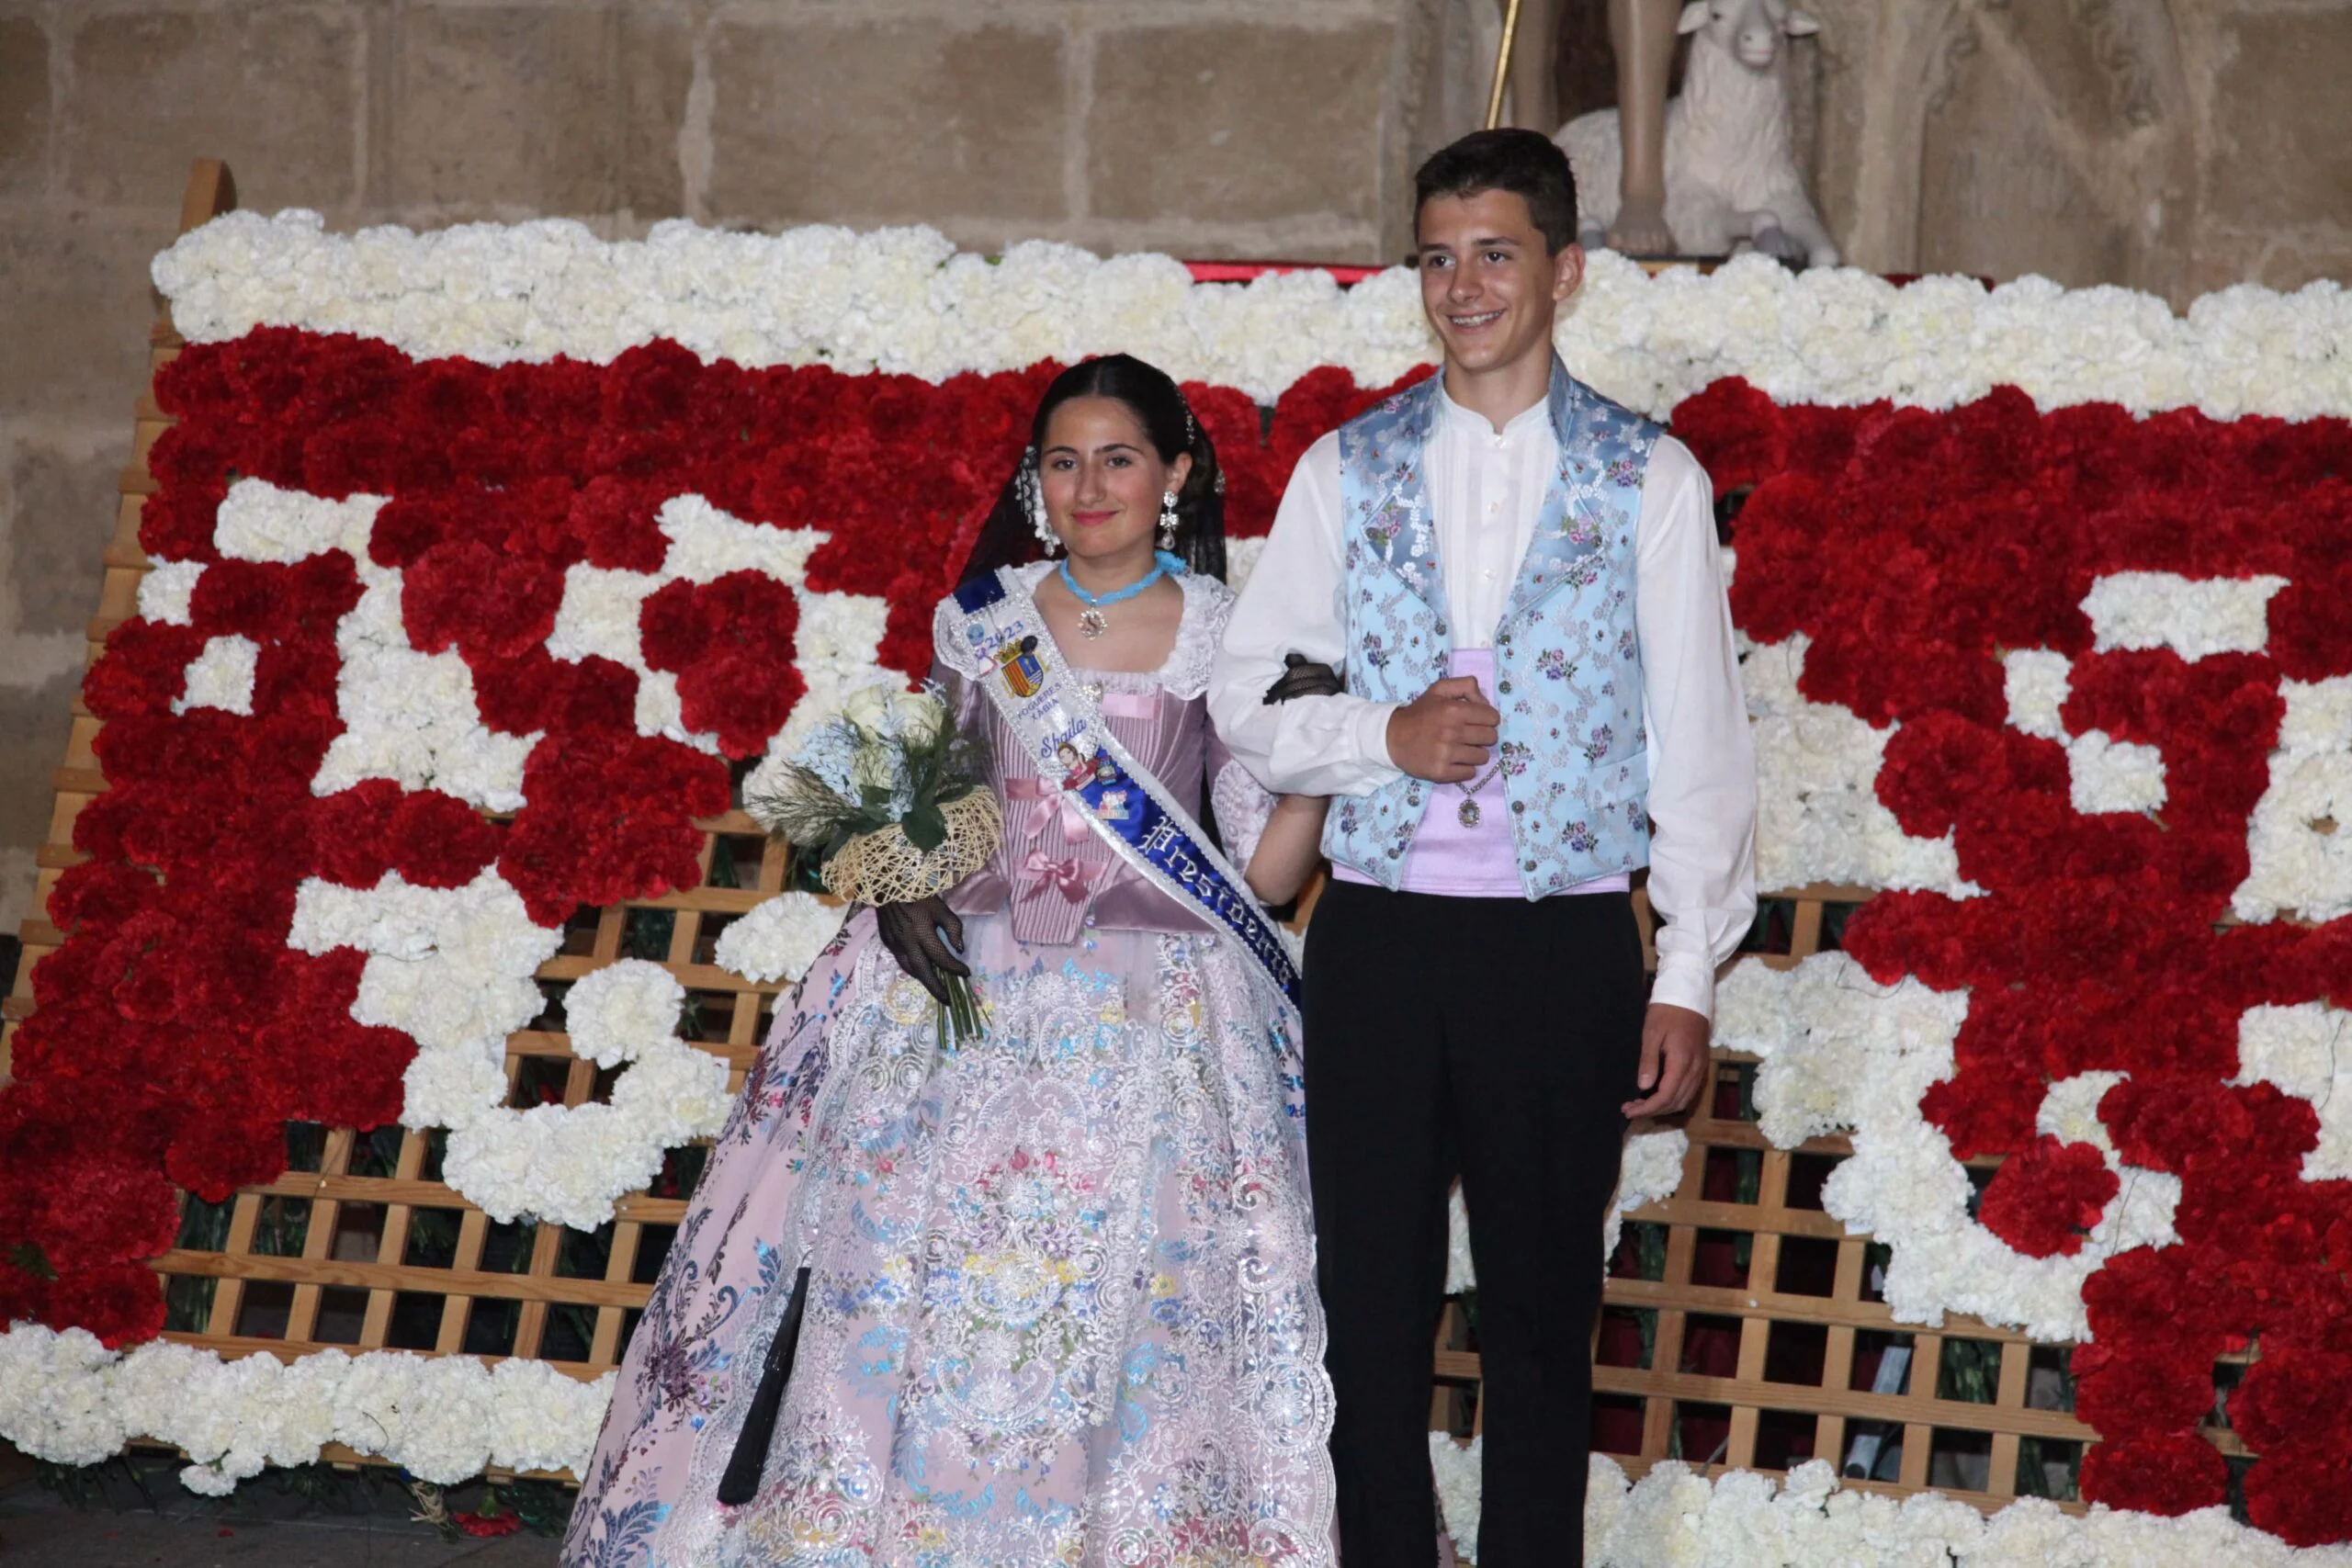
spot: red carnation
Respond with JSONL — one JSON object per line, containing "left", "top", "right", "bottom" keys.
{"left": 472, "top": 649, "right": 639, "bottom": 737}
{"left": 1668, "top": 376, "right": 1784, "bottom": 491}
{"left": 45, "top": 861, "right": 157, "bottom": 935}
{"left": 639, "top": 570, "right": 805, "bottom": 757}
{"left": 164, "top": 1111, "right": 289, "bottom": 1206}
{"left": 2231, "top": 1349, "right": 2352, "bottom": 1455}
{"left": 310, "top": 780, "right": 403, "bottom": 888}
{"left": 2084, "top": 1245, "right": 2244, "bottom": 1348}
{"left": 1976, "top": 1136, "right": 2120, "bottom": 1258}
{"left": 188, "top": 554, "right": 362, "bottom": 644}
{"left": 2077, "top": 1430, "right": 2230, "bottom": 1516}
{"left": 83, "top": 621, "right": 208, "bottom": 721}
{"left": 2074, "top": 1338, "right": 2219, "bottom": 1438}
{"left": 39, "top": 1263, "right": 166, "bottom": 1349}
{"left": 499, "top": 731, "right": 729, "bottom": 925}
{"left": 29, "top": 1162, "right": 180, "bottom": 1274}
{"left": 402, "top": 538, "right": 566, "bottom": 664}
{"left": 568, "top": 476, "right": 671, "bottom": 571}
{"left": 2245, "top": 1456, "right": 2352, "bottom": 1548}
{"left": 2268, "top": 568, "right": 2352, "bottom": 681}
{"left": 456, "top": 1508, "right": 525, "bottom": 1539}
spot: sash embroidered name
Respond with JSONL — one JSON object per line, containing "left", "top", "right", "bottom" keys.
{"left": 952, "top": 570, "right": 1303, "bottom": 1007}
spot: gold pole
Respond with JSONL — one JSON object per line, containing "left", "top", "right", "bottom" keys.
{"left": 1485, "top": 0, "right": 1527, "bottom": 130}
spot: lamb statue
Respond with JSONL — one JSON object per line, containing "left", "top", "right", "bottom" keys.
{"left": 1555, "top": 0, "right": 1840, "bottom": 267}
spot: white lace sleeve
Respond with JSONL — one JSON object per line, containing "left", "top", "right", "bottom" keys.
{"left": 1161, "top": 573, "right": 1235, "bottom": 700}
{"left": 1212, "top": 756, "right": 1278, "bottom": 876}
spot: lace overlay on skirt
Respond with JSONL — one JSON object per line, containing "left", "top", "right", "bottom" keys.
{"left": 562, "top": 913, "right": 1333, "bottom": 1567}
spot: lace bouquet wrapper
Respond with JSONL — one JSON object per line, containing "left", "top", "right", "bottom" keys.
{"left": 748, "top": 683, "right": 1000, "bottom": 1041}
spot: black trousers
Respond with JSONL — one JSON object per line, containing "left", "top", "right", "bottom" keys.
{"left": 1304, "top": 880, "right": 1646, "bottom": 1568}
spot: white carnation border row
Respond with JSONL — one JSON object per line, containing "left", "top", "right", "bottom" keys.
{"left": 0, "top": 1325, "right": 610, "bottom": 1497}
{"left": 1423, "top": 1450, "right": 2352, "bottom": 1567}
{"left": 153, "top": 209, "right": 2352, "bottom": 419}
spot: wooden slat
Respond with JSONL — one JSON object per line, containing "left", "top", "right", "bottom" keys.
{"left": 1588, "top": 1365, "right": 2095, "bottom": 1443}
{"left": 150, "top": 1247, "right": 655, "bottom": 1311}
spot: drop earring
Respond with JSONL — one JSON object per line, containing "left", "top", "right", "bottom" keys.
{"left": 1022, "top": 446, "right": 1056, "bottom": 555}
{"left": 1159, "top": 490, "right": 1179, "bottom": 552}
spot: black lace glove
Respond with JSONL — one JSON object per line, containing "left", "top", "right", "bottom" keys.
{"left": 1261, "top": 651, "right": 1343, "bottom": 705}
{"left": 874, "top": 896, "right": 970, "bottom": 1006}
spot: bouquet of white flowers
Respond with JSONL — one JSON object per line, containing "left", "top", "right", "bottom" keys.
{"left": 747, "top": 683, "right": 1000, "bottom": 1041}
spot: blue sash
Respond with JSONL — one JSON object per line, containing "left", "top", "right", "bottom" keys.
{"left": 951, "top": 569, "right": 1303, "bottom": 1008}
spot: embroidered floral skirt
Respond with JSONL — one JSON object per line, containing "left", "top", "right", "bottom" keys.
{"left": 562, "top": 912, "right": 1334, "bottom": 1567}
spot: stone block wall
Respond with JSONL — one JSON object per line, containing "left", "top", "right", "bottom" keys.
{"left": 1800, "top": 0, "right": 2352, "bottom": 298}
{"left": 1, "top": 0, "right": 2348, "bottom": 941}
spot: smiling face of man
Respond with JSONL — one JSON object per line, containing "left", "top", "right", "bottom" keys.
{"left": 1415, "top": 186, "right": 1586, "bottom": 384}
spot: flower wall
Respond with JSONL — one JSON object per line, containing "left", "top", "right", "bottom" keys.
{"left": 1, "top": 212, "right": 2348, "bottom": 1554}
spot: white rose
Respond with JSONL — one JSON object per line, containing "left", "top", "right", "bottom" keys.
{"left": 890, "top": 689, "right": 945, "bottom": 747}
{"left": 840, "top": 682, "right": 896, "bottom": 737}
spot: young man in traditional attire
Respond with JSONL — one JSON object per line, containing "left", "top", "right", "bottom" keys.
{"left": 1209, "top": 129, "right": 1758, "bottom": 1567}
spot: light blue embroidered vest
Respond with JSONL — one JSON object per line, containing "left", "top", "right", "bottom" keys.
{"left": 1323, "top": 359, "right": 1661, "bottom": 897}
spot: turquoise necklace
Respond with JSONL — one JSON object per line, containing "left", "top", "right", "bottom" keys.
{"left": 1058, "top": 549, "right": 1183, "bottom": 639}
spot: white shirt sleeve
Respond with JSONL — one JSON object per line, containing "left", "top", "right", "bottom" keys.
{"left": 1209, "top": 434, "right": 1407, "bottom": 797}
{"left": 1636, "top": 434, "right": 1759, "bottom": 1020}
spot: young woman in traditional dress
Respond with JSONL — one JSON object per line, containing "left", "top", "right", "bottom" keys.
{"left": 563, "top": 355, "right": 1337, "bottom": 1567}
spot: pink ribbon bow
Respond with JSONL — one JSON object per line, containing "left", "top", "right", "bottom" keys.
{"left": 1022, "top": 850, "right": 1091, "bottom": 904}
{"left": 1004, "top": 777, "right": 1094, "bottom": 844}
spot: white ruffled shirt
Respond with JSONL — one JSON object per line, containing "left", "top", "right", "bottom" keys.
{"left": 1209, "top": 381, "right": 1758, "bottom": 1019}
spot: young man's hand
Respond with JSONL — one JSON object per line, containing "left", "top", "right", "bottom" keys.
{"left": 1623, "top": 1001, "right": 1710, "bottom": 1119}
{"left": 1386, "top": 676, "right": 1498, "bottom": 783}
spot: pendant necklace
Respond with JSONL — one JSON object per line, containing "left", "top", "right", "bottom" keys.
{"left": 1058, "top": 550, "right": 1183, "bottom": 639}
{"left": 1455, "top": 758, "right": 1504, "bottom": 828}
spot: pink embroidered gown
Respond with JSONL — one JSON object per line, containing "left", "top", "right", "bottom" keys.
{"left": 563, "top": 565, "right": 1333, "bottom": 1567}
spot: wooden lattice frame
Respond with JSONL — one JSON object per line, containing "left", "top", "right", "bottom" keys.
{"left": 3, "top": 160, "right": 2118, "bottom": 1502}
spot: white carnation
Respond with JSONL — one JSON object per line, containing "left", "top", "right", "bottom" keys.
{"left": 136, "top": 559, "right": 204, "bottom": 625}
{"left": 0, "top": 1327, "right": 123, "bottom": 1465}
{"left": 1745, "top": 636, "right": 1977, "bottom": 896}
{"left": 2233, "top": 682, "right": 2352, "bottom": 923}
{"left": 2082, "top": 571, "right": 2290, "bottom": 661}
{"left": 213, "top": 477, "right": 383, "bottom": 561}
{"left": 155, "top": 211, "right": 2352, "bottom": 420}
{"left": 1430, "top": 1433, "right": 1482, "bottom": 1559}
{"left": 546, "top": 562, "right": 661, "bottom": 668}
{"left": 713, "top": 893, "right": 848, "bottom": 985}
{"left": 2234, "top": 1003, "right": 2352, "bottom": 1180}
{"left": 2067, "top": 730, "right": 2167, "bottom": 815}
{"left": 173, "top": 634, "right": 259, "bottom": 716}
{"left": 561, "top": 958, "right": 687, "bottom": 1067}
{"left": 2036, "top": 1072, "right": 2126, "bottom": 1154}
{"left": 2002, "top": 648, "right": 2072, "bottom": 741}
{"left": 656, "top": 493, "right": 825, "bottom": 584}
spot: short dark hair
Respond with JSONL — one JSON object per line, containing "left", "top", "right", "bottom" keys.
{"left": 1412, "top": 129, "right": 1579, "bottom": 254}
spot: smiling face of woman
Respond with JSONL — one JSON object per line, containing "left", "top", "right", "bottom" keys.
{"left": 1038, "top": 396, "right": 1191, "bottom": 574}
